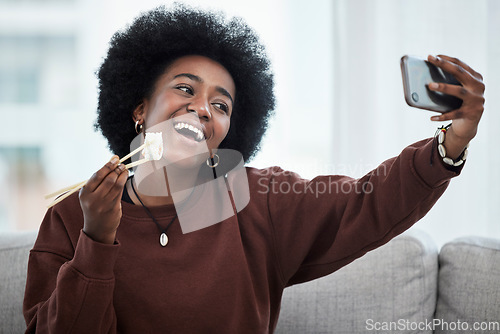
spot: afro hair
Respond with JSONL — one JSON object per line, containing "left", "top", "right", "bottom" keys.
{"left": 95, "top": 3, "right": 275, "bottom": 163}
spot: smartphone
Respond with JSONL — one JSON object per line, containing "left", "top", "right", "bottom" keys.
{"left": 401, "top": 55, "right": 462, "bottom": 113}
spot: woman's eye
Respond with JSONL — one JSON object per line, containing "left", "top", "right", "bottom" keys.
{"left": 177, "top": 85, "right": 193, "bottom": 94}
{"left": 213, "top": 102, "right": 229, "bottom": 114}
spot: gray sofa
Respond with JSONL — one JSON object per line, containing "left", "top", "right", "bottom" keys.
{"left": 1, "top": 229, "right": 499, "bottom": 334}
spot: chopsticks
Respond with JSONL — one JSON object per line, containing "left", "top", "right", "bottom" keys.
{"left": 45, "top": 132, "right": 163, "bottom": 208}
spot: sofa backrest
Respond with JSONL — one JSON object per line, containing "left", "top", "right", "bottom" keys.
{"left": 435, "top": 236, "right": 500, "bottom": 334}
{"left": 2, "top": 230, "right": 499, "bottom": 334}
{"left": 275, "top": 230, "right": 439, "bottom": 334}
{"left": 0, "top": 230, "right": 37, "bottom": 334}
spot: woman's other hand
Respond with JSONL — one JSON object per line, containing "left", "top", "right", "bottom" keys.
{"left": 79, "top": 156, "right": 128, "bottom": 244}
{"left": 427, "top": 55, "right": 485, "bottom": 159}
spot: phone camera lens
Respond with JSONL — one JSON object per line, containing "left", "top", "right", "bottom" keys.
{"left": 411, "top": 92, "right": 419, "bottom": 102}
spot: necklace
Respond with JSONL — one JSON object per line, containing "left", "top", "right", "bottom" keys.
{"left": 130, "top": 178, "right": 177, "bottom": 247}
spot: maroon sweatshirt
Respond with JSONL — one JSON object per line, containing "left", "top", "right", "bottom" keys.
{"left": 23, "top": 138, "right": 461, "bottom": 333}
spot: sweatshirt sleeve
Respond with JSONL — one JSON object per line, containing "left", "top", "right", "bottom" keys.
{"left": 265, "top": 138, "right": 462, "bottom": 286}
{"left": 23, "top": 201, "right": 120, "bottom": 334}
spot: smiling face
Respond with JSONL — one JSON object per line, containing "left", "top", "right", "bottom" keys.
{"left": 134, "top": 55, "right": 236, "bottom": 164}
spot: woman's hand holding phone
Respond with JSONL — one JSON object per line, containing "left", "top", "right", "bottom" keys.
{"left": 426, "top": 55, "right": 485, "bottom": 159}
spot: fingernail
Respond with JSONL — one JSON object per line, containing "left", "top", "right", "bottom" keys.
{"left": 429, "top": 83, "right": 439, "bottom": 89}
{"left": 428, "top": 55, "right": 436, "bottom": 61}
{"left": 110, "top": 156, "right": 119, "bottom": 165}
{"left": 431, "top": 116, "right": 440, "bottom": 121}
{"left": 117, "top": 163, "right": 126, "bottom": 172}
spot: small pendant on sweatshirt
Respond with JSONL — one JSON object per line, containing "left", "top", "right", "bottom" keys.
{"left": 160, "top": 233, "right": 168, "bottom": 247}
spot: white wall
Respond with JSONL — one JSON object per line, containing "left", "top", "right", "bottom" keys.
{"left": 321, "top": 0, "right": 499, "bottom": 247}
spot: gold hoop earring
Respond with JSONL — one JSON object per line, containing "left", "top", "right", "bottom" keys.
{"left": 135, "top": 120, "right": 143, "bottom": 134}
{"left": 206, "top": 154, "right": 220, "bottom": 168}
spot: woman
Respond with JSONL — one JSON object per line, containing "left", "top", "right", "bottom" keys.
{"left": 23, "top": 4, "right": 484, "bottom": 334}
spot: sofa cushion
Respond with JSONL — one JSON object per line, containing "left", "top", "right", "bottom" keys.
{"left": 275, "top": 230, "right": 438, "bottom": 334}
{"left": 0, "top": 230, "right": 37, "bottom": 334}
{"left": 435, "top": 236, "right": 500, "bottom": 334}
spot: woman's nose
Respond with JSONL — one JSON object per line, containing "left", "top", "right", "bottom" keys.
{"left": 187, "top": 98, "right": 212, "bottom": 121}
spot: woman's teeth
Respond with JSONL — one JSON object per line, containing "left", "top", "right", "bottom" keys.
{"left": 174, "top": 122, "right": 204, "bottom": 141}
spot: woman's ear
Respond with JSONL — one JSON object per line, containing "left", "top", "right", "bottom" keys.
{"left": 132, "top": 101, "right": 148, "bottom": 123}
